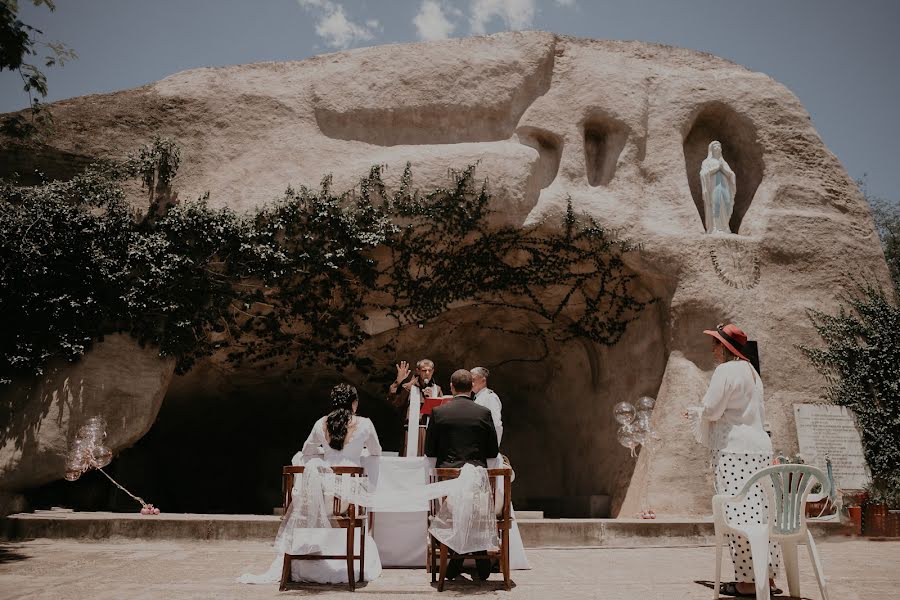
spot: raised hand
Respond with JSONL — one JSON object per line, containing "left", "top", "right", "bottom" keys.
{"left": 395, "top": 360, "right": 411, "bottom": 385}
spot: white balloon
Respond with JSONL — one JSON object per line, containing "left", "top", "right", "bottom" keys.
{"left": 634, "top": 410, "right": 652, "bottom": 432}
{"left": 636, "top": 396, "right": 656, "bottom": 411}
{"left": 91, "top": 446, "right": 113, "bottom": 469}
{"left": 617, "top": 424, "right": 639, "bottom": 450}
{"left": 613, "top": 402, "right": 636, "bottom": 425}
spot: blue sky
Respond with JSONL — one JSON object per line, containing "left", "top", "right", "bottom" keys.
{"left": 2, "top": 0, "right": 898, "bottom": 201}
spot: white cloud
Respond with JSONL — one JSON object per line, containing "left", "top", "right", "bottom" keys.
{"left": 296, "top": 0, "right": 380, "bottom": 49}
{"left": 414, "top": 1, "right": 457, "bottom": 41}
{"left": 469, "top": 0, "right": 536, "bottom": 35}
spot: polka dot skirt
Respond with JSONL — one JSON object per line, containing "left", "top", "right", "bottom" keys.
{"left": 714, "top": 451, "right": 782, "bottom": 583}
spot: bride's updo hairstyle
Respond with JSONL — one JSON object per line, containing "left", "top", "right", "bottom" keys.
{"left": 326, "top": 383, "right": 358, "bottom": 450}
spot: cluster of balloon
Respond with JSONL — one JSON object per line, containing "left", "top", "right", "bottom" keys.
{"left": 613, "top": 397, "right": 660, "bottom": 519}
{"left": 64, "top": 416, "right": 113, "bottom": 478}
{"left": 64, "top": 416, "right": 159, "bottom": 515}
{"left": 613, "top": 396, "right": 658, "bottom": 458}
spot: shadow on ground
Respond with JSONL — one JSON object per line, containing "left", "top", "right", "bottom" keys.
{"left": 0, "top": 543, "right": 30, "bottom": 565}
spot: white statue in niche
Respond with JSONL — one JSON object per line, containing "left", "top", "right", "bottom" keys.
{"left": 700, "top": 140, "right": 737, "bottom": 234}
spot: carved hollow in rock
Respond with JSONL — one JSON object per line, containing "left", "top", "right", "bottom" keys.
{"left": 683, "top": 102, "right": 764, "bottom": 234}
{"left": 516, "top": 126, "right": 563, "bottom": 189}
{"left": 313, "top": 44, "right": 555, "bottom": 147}
{"left": 583, "top": 116, "right": 629, "bottom": 187}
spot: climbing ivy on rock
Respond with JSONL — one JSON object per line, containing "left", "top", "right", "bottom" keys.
{"left": 0, "top": 141, "right": 651, "bottom": 384}
{"left": 800, "top": 282, "right": 900, "bottom": 505}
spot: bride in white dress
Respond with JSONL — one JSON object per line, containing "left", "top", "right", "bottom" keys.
{"left": 239, "top": 383, "right": 383, "bottom": 585}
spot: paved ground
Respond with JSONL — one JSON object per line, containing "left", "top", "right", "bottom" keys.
{"left": 0, "top": 538, "right": 897, "bottom": 599}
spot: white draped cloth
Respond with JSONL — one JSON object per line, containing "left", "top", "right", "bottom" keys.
{"left": 239, "top": 460, "right": 500, "bottom": 584}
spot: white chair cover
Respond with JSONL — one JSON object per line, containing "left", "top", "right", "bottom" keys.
{"left": 239, "top": 460, "right": 499, "bottom": 584}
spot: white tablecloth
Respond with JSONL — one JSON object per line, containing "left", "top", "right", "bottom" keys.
{"left": 362, "top": 455, "right": 530, "bottom": 569}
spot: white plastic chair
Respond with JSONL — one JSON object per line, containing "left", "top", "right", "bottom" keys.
{"left": 712, "top": 464, "right": 831, "bottom": 600}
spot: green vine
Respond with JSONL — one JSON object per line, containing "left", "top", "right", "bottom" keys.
{"left": 126, "top": 135, "right": 181, "bottom": 193}
{"left": 0, "top": 141, "right": 651, "bottom": 384}
{"left": 800, "top": 281, "right": 900, "bottom": 505}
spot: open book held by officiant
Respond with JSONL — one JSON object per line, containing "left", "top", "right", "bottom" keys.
{"left": 420, "top": 395, "right": 453, "bottom": 416}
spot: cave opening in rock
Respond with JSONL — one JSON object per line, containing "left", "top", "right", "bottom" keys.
{"left": 683, "top": 102, "right": 764, "bottom": 234}
{"left": 27, "top": 287, "right": 668, "bottom": 518}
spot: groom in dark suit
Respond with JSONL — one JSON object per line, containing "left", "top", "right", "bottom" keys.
{"left": 424, "top": 369, "right": 499, "bottom": 468}
{"left": 424, "top": 368, "right": 499, "bottom": 580}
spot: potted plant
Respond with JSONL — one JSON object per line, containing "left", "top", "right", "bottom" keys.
{"left": 863, "top": 482, "right": 900, "bottom": 537}
{"left": 842, "top": 491, "right": 865, "bottom": 536}
{"left": 805, "top": 482, "right": 835, "bottom": 518}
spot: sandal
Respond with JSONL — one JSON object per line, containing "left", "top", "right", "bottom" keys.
{"left": 718, "top": 582, "right": 754, "bottom": 597}
{"left": 719, "top": 582, "right": 784, "bottom": 597}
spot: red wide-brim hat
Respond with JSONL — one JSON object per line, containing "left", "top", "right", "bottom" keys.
{"left": 703, "top": 323, "right": 751, "bottom": 362}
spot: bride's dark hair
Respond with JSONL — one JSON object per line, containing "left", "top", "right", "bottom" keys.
{"left": 326, "top": 383, "right": 358, "bottom": 450}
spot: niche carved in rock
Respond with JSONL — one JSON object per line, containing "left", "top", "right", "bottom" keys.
{"left": 517, "top": 126, "right": 563, "bottom": 189}
{"left": 683, "top": 102, "right": 764, "bottom": 234}
{"left": 583, "top": 116, "right": 629, "bottom": 187}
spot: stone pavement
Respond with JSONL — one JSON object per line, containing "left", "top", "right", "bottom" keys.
{"left": 0, "top": 538, "right": 897, "bottom": 599}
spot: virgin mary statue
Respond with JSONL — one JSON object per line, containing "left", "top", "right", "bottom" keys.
{"left": 700, "top": 141, "right": 737, "bottom": 234}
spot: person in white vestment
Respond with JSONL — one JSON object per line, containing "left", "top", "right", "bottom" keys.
{"left": 471, "top": 366, "right": 503, "bottom": 445}
{"left": 688, "top": 324, "right": 782, "bottom": 598}
{"left": 239, "top": 384, "right": 383, "bottom": 585}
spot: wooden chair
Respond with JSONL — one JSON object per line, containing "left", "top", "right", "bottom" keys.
{"left": 279, "top": 465, "right": 366, "bottom": 592}
{"left": 427, "top": 467, "right": 513, "bottom": 591}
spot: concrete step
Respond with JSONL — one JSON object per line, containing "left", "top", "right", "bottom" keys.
{"left": 514, "top": 510, "right": 544, "bottom": 520}
{"left": 2, "top": 511, "right": 854, "bottom": 548}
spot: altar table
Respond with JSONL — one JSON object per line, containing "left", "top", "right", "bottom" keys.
{"left": 361, "top": 455, "right": 530, "bottom": 569}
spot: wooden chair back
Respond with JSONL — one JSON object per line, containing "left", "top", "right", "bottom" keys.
{"left": 429, "top": 467, "right": 512, "bottom": 525}
{"left": 279, "top": 464, "right": 367, "bottom": 592}
{"left": 282, "top": 464, "right": 365, "bottom": 516}
{"left": 427, "top": 466, "right": 513, "bottom": 591}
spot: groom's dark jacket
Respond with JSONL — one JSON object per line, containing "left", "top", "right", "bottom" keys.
{"left": 424, "top": 394, "right": 499, "bottom": 468}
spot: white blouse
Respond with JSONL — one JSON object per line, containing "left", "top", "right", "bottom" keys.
{"left": 299, "top": 415, "right": 382, "bottom": 467}
{"left": 690, "top": 360, "right": 772, "bottom": 454}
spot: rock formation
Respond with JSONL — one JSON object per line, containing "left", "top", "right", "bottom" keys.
{"left": 0, "top": 31, "right": 889, "bottom": 516}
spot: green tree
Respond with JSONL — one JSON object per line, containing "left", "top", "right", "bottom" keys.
{"left": 801, "top": 282, "right": 900, "bottom": 505}
{"left": 860, "top": 177, "right": 900, "bottom": 292}
{"left": 870, "top": 197, "right": 900, "bottom": 293}
{"left": 0, "top": 0, "right": 76, "bottom": 136}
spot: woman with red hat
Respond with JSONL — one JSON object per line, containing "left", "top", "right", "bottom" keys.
{"left": 688, "top": 323, "right": 782, "bottom": 597}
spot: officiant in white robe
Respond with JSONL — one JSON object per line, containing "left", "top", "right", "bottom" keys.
{"left": 471, "top": 367, "right": 503, "bottom": 445}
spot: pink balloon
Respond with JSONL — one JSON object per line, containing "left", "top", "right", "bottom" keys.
{"left": 140, "top": 507, "right": 150, "bottom": 515}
